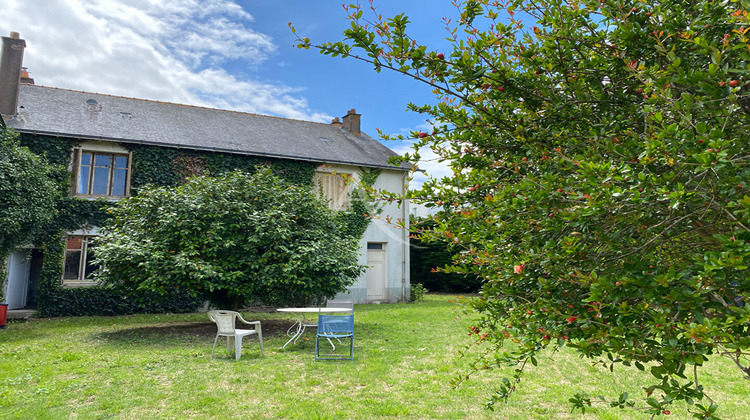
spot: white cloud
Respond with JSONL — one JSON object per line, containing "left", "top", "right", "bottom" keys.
{"left": 0, "top": 0, "right": 331, "bottom": 122}
{"left": 389, "top": 140, "right": 453, "bottom": 190}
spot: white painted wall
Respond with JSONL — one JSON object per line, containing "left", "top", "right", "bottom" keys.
{"left": 319, "top": 164, "right": 410, "bottom": 303}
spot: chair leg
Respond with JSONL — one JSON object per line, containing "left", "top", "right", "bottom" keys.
{"left": 226, "top": 336, "right": 235, "bottom": 355}
{"left": 314, "top": 336, "right": 320, "bottom": 362}
{"left": 235, "top": 335, "right": 243, "bottom": 361}
{"left": 350, "top": 336, "right": 354, "bottom": 360}
{"left": 211, "top": 335, "right": 219, "bottom": 358}
{"left": 257, "top": 329, "right": 264, "bottom": 356}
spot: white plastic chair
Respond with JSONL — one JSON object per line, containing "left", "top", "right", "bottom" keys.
{"left": 208, "top": 310, "right": 263, "bottom": 360}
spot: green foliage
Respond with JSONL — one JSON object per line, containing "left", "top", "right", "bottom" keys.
{"left": 18, "top": 134, "right": 77, "bottom": 166}
{"left": 409, "top": 283, "right": 428, "bottom": 302}
{"left": 13, "top": 134, "right": 321, "bottom": 315}
{"left": 127, "top": 144, "right": 317, "bottom": 190}
{"left": 312, "top": 0, "right": 750, "bottom": 416}
{"left": 336, "top": 167, "right": 382, "bottom": 238}
{"left": 0, "top": 128, "right": 61, "bottom": 300}
{"left": 94, "top": 168, "right": 367, "bottom": 309}
{"left": 38, "top": 283, "right": 203, "bottom": 317}
{"left": 33, "top": 235, "right": 198, "bottom": 318}
{"left": 410, "top": 216, "right": 482, "bottom": 293}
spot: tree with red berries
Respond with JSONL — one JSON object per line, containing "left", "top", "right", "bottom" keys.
{"left": 295, "top": 0, "right": 750, "bottom": 417}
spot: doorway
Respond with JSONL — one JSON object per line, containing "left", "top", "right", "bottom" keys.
{"left": 5, "top": 250, "right": 31, "bottom": 309}
{"left": 366, "top": 242, "right": 386, "bottom": 302}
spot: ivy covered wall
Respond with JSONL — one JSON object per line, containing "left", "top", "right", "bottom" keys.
{"left": 17, "top": 134, "right": 357, "bottom": 316}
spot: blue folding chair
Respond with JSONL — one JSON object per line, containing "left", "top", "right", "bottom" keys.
{"left": 314, "top": 310, "right": 354, "bottom": 361}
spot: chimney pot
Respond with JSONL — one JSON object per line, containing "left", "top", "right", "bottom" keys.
{"left": 10, "top": 32, "right": 20, "bottom": 39}
{"left": 20, "top": 67, "right": 34, "bottom": 85}
{"left": 342, "top": 108, "right": 361, "bottom": 136}
{"left": 331, "top": 117, "right": 341, "bottom": 125}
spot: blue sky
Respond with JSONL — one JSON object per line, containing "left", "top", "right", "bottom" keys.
{"left": 2, "top": 0, "right": 471, "bottom": 183}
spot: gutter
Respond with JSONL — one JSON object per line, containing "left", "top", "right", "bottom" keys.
{"left": 402, "top": 171, "right": 409, "bottom": 301}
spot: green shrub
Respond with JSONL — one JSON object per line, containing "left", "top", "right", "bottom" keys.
{"left": 95, "top": 168, "right": 367, "bottom": 309}
{"left": 37, "top": 285, "right": 203, "bottom": 317}
{"left": 409, "top": 283, "right": 428, "bottom": 303}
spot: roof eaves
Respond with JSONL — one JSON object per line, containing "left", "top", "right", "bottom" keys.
{"left": 15, "top": 128, "right": 411, "bottom": 171}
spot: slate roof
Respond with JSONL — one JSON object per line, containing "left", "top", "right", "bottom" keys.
{"left": 5, "top": 84, "right": 407, "bottom": 170}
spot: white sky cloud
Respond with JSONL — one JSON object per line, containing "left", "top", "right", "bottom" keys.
{"left": 1, "top": 0, "right": 332, "bottom": 122}
{"left": 389, "top": 140, "right": 453, "bottom": 190}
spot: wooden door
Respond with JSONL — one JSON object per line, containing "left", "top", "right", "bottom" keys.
{"left": 366, "top": 243, "right": 386, "bottom": 302}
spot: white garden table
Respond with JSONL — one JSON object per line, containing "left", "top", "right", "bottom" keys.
{"left": 277, "top": 307, "right": 353, "bottom": 350}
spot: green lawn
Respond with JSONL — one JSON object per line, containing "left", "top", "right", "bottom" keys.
{"left": 1, "top": 294, "right": 748, "bottom": 419}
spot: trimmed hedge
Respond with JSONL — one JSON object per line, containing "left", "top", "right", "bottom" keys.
{"left": 38, "top": 285, "right": 204, "bottom": 317}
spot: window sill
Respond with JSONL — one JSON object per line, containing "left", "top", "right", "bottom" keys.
{"left": 72, "top": 194, "right": 128, "bottom": 202}
{"left": 61, "top": 281, "right": 99, "bottom": 288}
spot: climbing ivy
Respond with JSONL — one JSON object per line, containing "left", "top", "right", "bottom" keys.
{"left": 126, "top": 144, "right": 317, "bottom": 190}
{"left": 16, "top": 133, "right": 368, "bottom": 316}
{"left": 337, "top": 167, "right": 382, "bottom": 239}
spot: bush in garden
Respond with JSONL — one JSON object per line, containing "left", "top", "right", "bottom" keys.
{"left": 94, "top": 167, "right": 366, "bottom": 309}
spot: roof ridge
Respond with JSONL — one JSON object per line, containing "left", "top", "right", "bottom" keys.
{"left": 22, "top": 84, "right": 337, "bottom": 126}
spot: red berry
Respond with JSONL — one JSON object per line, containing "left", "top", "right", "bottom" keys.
{"left": 719, "top": 81, "right": 726, "bottom": 87}
{"left": 497, "top": 86, "right": 505, "bottom": 92}
{"left": 436, "top": 53, "right": 444, "bottom": 60}
{"left": 729, "top": 79, "right": 740, "bottom": 87}
{"left": 556, "top": 188, "right": 563, "bottom": 192}
{"left": 417, "top": 132, "right": 428, "bottom": 138}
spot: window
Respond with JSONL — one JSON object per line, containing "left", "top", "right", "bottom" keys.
{"left": 63, "top": 235, "right": 98, "bottom": 285}
{"left": 313, "top": 171, "right": 351, "bottom": 210}
{"left": 74, "top": 150, "right": 130, "bottom": 197}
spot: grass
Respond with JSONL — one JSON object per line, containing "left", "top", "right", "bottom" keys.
{"left": 0, "top": 294, "right": 748, "bottom": 419}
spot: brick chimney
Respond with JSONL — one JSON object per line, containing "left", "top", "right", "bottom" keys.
{"left": 20, "top": 67, "right": 34, "bottom": 85}
{"left": 342, "top": 108, "right": 361, "bottom": 136}
{"left": 0, "top": 32, "right": 26, "bottom": 116}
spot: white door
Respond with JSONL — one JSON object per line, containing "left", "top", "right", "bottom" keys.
{"left": 5, "top": 250, "right": 31, "bottom": 309}
{"left": 366, "top": 243, "right": 386, "bottom": 302}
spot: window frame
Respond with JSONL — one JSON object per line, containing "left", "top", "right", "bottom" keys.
{"left": 62, "top": 235, "right": 99, "bottom": 287}
{"left": 73, "top": 148, "right": 132, "bottom": 199}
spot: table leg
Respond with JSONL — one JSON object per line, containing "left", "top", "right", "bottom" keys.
{"left": 281, "top": 311, "right": 336, "bottom": 350}
{"left": 282, "top": 313, "right": 304, "bottom": 349}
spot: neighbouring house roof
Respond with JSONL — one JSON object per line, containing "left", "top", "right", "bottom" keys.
{"left": 5, "top": 84, "right": 408, "bottom": 170}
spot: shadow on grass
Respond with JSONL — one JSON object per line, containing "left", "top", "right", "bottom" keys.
{"left": 94, "top": 318, "right": 297, "bottom": 346}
